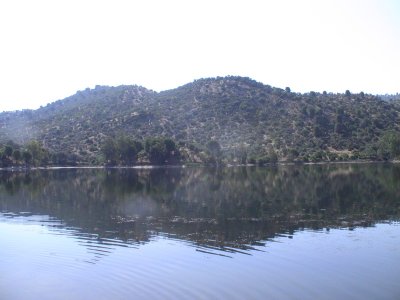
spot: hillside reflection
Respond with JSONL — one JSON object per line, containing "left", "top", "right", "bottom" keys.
{"left": 1, "top": 164, "right": 400, "bottom": 254}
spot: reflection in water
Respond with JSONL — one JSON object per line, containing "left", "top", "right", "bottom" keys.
{"left": 1, "top": 164, "right": 400, "bottom": 256}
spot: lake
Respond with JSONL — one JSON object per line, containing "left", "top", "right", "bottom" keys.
{"left": 1, "top": 164, "right": 399, "bottom": 299}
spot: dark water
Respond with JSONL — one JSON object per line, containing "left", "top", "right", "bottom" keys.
{"left": 1, "top": 164, "right": 400, "bottom": 299}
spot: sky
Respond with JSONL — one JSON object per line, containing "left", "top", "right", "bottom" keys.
{"left": 0, "top": 0, "right": 399, "bottom": 112}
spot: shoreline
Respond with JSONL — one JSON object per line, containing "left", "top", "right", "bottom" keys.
{"left": 0, "top": 160, "right": 398, "bottom": 172}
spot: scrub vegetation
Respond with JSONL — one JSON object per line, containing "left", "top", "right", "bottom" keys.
{"left": 0, "top": 76, "right": 399, "bottom": 167}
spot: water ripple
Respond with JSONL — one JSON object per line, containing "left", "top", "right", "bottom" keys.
{"left": 1, "top": 212, "right": 400, "bottom": 299}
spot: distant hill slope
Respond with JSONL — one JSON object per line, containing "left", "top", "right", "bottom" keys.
{"left": 1, "top": 76, "right": 399, "bottom": 163}
{"left": 379, "top": 94, "right": 400, "bottom": 102}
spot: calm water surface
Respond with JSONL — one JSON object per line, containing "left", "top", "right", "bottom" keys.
{"left": 1, "top": 164, "right": 399, "bottom": 299}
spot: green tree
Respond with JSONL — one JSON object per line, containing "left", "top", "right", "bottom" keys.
{"left": 145, "top": 138, "right": 166, "bottom": 164}
{"left": 12, "top": 149, "right": 22, "bottom": 164}
{"left": 26, "top": 141, "right": 45, "bottom": 166}
{"left": 22, "top": 151, "right": 32, "bottom": 166}
{"left": 101, "top": 138, "right": 118, "bottom": 165}
{"left": 52, "top": 152, "right": 68, "bottom": 165}
{"left": 163, "top": 138, "right": 180, "bottom": 163}
{"left": 4, "top": 145, "right": 13, "bottom": 158}
{"left": 378, "top": 131, "right": 400, "bottom": 160}
{"left": 144, "top": 137, "right": 179, "bottom": 165}
{"left": 117, "top": 136, "right": 140, "bottom": 165}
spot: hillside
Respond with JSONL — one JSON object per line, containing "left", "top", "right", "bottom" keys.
{"left": 1, "top": 76, "right": 399, "bottom": 164}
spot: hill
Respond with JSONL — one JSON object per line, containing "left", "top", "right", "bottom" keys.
{"left": 0, "top": 76, "right": 399, "bottom": 165}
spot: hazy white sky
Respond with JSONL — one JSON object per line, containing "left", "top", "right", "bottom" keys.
{"left": 0, "top": 0, "right": 399, "bottom": 112}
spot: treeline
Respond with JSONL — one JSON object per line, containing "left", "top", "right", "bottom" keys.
{"left": 101, "top": 136, "right": 181, "bottom": 165}
{"left": 1, "top": 130, "right": 399, "bottom": 169}
{"left": 0, "top": 136, "right": 225, "bottom": 168}
{"left": 0, "top": 140, "right": 50, "bottom": 168}
{"left": 241, "top": 130, "right": 400, "bottom": 163}
{"left": 99, "top": 131, "right": 400, "bottom": 166}
{"left": 0, "top": 140, "right": 81, "bottom": 168}
{"left": 0, "top": 137, "right": 185, "bottom": 168}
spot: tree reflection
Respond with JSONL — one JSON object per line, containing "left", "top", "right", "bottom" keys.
{"left": 0, "top": 164, "right": 399, "bottom": 254}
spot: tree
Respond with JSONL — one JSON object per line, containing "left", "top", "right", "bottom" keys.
{"left": 268, "top": 149, "right": 278, "bottom": 163}
{"left": 4, "top": 145, "right": 13, "bottom": 157}
{"left": 206, "top": 140, "right": 222, "bottom": 165}
{"left": 26, "top": 141, "right": 45, "bottom": 166}
{"left": 101, "top": 138, "right": 118, "bottom": 165}
{"left": 145, "top": 138, "right": 167, "bottom": 164}
{"left": 22, "top": 151, "right": 32, "bottom": 166}
{"left": 12, "top": 149, "right": 22, "bottom": 164}
{"left": 52, "top": 152, "right": 68, "bottom": 165}
{"left": 378, "top": 131, "right": 400, "bottom": 160}
{"left": 236, "top": 144, "right": 248, "bottom": 164}
{"left": 117, "top": 136, "right": 140, "bottom": 165}
{"left": 144, "top": 137, "right": 180, "bottom": 165}
{"left": 163, "top": 138, "right": 180, "bottom": 163}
